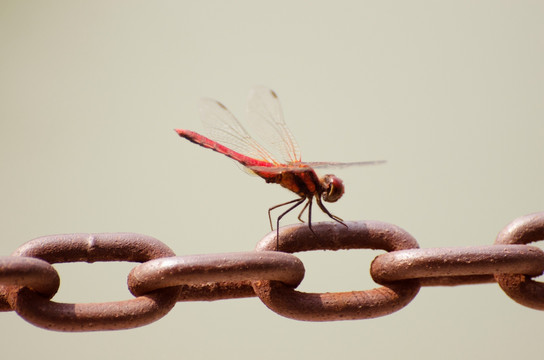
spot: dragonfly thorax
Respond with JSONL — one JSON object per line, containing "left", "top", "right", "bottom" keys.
{"left": 320, "top": 174, "right": 344, "bottom": 203}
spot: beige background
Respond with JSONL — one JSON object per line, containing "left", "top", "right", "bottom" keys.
{"left": 1, "top": 1, "right": 543, "bottom": 359}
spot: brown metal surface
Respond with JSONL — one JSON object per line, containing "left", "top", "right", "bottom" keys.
{"left": 128, "top": 251, "right": 305, "bottom": 299}
{"left": 0, "top": 256, "right": 60, "bottom": 311}
{"left": 8, "top": 233, "right": 181, "bottom": 331}
{"left": 1, "top": 213, "right": 543, "bottom": 331}
{"left": 11, "top": 286, "right": 180, "bottom": 332}
{"left": 12, "top": 232, "right": 175, "bottom": 262}
{"left": 371, "top": 245, "right": 544, "bottom": 285}
{"left": 494, "top": 212, "right": 544, "bottom": 310}
{"left": 252, "top": 221, "right": 421, "bottom": 321}
{"left": 175, "top": 282, "right": 256, "bottom": 301}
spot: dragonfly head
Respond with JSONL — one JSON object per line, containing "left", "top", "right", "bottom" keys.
{"left": 321, "top": 174, "right": 344, "bottom": 203}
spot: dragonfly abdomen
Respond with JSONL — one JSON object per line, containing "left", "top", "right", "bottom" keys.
{"left": 175, "top": 129, "right": 273, "bottom": 169}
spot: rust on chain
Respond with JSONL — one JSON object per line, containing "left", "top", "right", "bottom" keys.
{"left": 174, "top": 282, "right": 255, "bottom": 301}
{"left": 128, "top": 252, "right": 305, "bottom": 300}
{"left": 12, "top": 232, "right": 175, "bottom": 263}
{"left": 0, "top": 257, "right": 60, "bottom": 311}
{"left": 8, "top": 233, "right": 181, "bottom": 331}
{"left": 494, "top": 212, "right": 544, "bottom": 310}
{"left": 252, "top": 221, "right": 421, "bottom": 321}
{"left": 1, "top": 212, "right": 544, "bottom": 331}
{"left": 371, "top": 245, "right": 544, "bottom": 286}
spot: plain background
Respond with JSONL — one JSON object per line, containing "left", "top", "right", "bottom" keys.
{"left": 1, "top": 1, "right": 543, "bottom": 359}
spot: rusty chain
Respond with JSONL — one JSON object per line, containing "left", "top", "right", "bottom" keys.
{"left": 1, "top": 212, "right": 543, "bottom": 331}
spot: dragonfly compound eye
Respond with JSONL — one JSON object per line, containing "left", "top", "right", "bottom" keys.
{"left": 321, "top": 174, "right": 344, "bottom": 202}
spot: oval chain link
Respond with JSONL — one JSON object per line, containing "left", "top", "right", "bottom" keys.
{"left": 252, "top": 221, "right": 421, "bottom": 321}
{"left": 128, "top": 251, "right": 305, "bottom": 299}
{"left": 8, "top": 233, "right": 181, "bottom": 331}
{"left": 494, "top": 213, "right": 544, "bottom": 310}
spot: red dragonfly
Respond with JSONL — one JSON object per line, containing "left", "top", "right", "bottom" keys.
{"left": 175, "top": 86, "right": 384, "bottom": 240}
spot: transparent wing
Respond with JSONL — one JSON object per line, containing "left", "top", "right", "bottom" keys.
{"left": 199, "top": 98, "right": 279, "bottom": 165}
{"left": 303, "top": 160, "right": 387, "bottom": 169}
{"left": 248, "top": 160, "right": 386, "bottom": 174}
{"left": 246, "top": 86, "right": 301, "bottom": 164}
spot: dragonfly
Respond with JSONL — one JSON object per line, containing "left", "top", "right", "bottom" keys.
{"left": 175, "top": 86, "right": 385, "bottom": 243}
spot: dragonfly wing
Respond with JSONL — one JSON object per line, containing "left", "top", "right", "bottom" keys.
{"left": 246, "top": 86, "right": 302, "bottom": 164}
{"left": 302, "top": 160, "right": 387, "bottom": 169}
{"left": 199, "top": 98, "right": 278, "bottom": 164}
{"left": 248, "top": 164, "right": 311, "bottom": 174}
{"left": 249, "top": 160, "right": 386, "bottom": 174}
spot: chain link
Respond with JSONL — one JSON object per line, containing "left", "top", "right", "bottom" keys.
{"left": 1, "top": 212, "right": 543, "bottom": 331}
{"left": 494, "top": 213, "right": 544, "bottom": 310}
{"left": 252, "top": 221, "right": 421, "bottom": 321}
{"left": 6, "top": 233, "right": 180, "bottom": 331}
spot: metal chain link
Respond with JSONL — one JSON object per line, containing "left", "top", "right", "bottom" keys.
{"left": 1, "top": 212, "right": 543, "bottom": 331}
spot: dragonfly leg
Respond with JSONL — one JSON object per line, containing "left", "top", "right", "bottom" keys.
{"left": 271, "top": 197, "right": 307, "bottom": 249}
{"left": 315, "top": 195, "right": 348, "bottom": 228}
{"left": 296, "top": 200, "right": 310, "bottom": 223}
{"left": 268, "top": 198, "right": 306, "bottom": 231}
{"left": 306, "top": 198, "right": 317, "bottom": 237}
{"left": 295, "top": 197, "right": 317, "bottom": 236}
